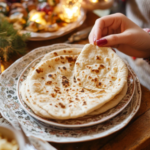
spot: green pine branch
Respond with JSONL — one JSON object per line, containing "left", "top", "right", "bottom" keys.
{"left": 0, "top": 15, "right": 30, "bottom": 61}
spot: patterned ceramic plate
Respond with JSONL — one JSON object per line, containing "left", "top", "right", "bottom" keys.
{"left": 20, "top": 9, "right": 86, "bottom": 41}
{"left": 0, "top": 44, "right": 141, "bottom": 143}
{"left": 17, "top": 46, "right": 135, "bottom": 129}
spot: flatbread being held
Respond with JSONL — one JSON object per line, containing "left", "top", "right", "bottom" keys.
{"left": 75, "top": 44, "right": 128, "bottom": 99}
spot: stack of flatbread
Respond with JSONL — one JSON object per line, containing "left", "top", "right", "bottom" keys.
{"left": 20, "top": 44, "right": 128, "bottom": 120}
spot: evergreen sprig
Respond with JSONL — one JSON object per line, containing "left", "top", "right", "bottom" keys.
{"left": 0, "top": 15, "right": 30, "bottom": 61}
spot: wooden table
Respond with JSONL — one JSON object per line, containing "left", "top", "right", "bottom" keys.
{"left": 2, "top": 11, "right": 150, "bottom": 150}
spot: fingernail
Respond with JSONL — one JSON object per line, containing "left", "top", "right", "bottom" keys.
{"left": 96, "top": 38, "right": 107, "bottom": 46}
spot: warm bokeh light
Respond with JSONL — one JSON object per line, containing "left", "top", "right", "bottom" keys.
{"left": 90, "top": 0, "right": 108, "bottom": 3}
{"left": 29, "top": 11, "right": 46, "bottom": 25}
{"left": 1, "top": 63, "right": 4, "bottom": 73}
{"left": 90, "top": 0, "right": 98, "bottom": 3}
{"left": 64, "top": 6, "right": 79, "bottom": 19}
{"left": 59, "top": 0, "right": 82, "bottom": 23}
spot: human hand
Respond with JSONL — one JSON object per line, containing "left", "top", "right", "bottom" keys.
{"left": 89, "top": 13, "right": 150, "bottom": 58}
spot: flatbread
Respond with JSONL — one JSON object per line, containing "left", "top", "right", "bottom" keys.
{"left": 22, "top": 76, "right": 127, "bottom": 118}
{"left": 21, "top": 80, "right": 51, "bottom": 118}
{"left": 20, "top": 45, "right": 128, "bottom": 120}
{"left": 41, "top": 48, "right": 81, "bottom": 62}
{"left": 75, "top": 44, "right": 128, "bottom": 100}
{"left": 89, "top": 83, "right": 127, "bottom": 115}
{"left": 21, "top": 48, "right": 82, "bottom": 119}
{"left": 32, "top": 48, "right": 82, "bottom": 69}
{"left": 26, "top": 54, "right": 126, "bottom": 119}
{"left": 25, "top": 76, "right": 53, "bottom": 118}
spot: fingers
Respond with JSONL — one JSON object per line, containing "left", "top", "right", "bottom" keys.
{"left": 102, "top": 27, "right": 115, "bottom": 37}
{"left": 88, "top": 13, "right": 150, "bottom": 58}
{"left": 89, "top": 25, "right": 96, "bottom": 45}
{"left": 96, "top": 33, "right": 128, "bottom": 47}
{"left": 89, "top": 13, "right": 125, "bottom": 44}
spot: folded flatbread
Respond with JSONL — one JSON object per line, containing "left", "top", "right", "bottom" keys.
{"left": 20, "top": 45, "right": 128, "bottom": 120}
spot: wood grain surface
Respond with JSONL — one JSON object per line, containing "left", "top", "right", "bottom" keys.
{"left": 2, "top": 11, "right": 150, "bottom": 150}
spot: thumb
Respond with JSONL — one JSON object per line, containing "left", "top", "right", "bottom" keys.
{"left": 96, "top": 33, "right": 127, "bottom": 47}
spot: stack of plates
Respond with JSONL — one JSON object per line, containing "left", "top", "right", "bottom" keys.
{"left": 15, "top": 44, "right": 141, "bottom": 143}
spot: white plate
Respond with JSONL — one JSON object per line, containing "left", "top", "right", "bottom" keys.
{"left": 20, "top": 9, "right": 86, "bottom": 41}
{"left": 0, "top": 44, "right": 141, "bottom": 143}
{"left": 17, "top": 54, "right": 135, "bottom": 128}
